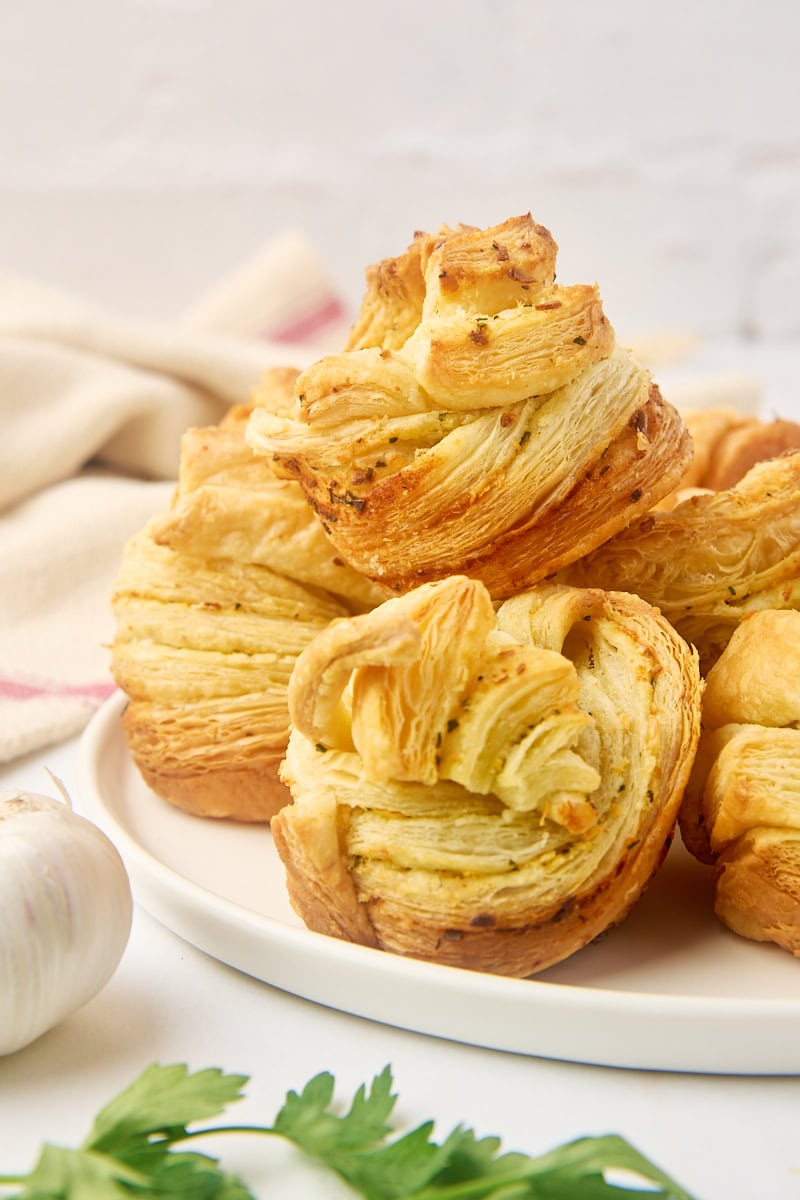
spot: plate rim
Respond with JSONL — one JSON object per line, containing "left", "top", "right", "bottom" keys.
{"left": 78, "top": 691, "right": 800, "bottom": 1076}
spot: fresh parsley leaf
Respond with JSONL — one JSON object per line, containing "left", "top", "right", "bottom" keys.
{"left": 406, "top": 1126, "right": 535, "bottom": 1196}
{"left": 84, "top": 1063, "right": 249, "bottom": 1155}
{"left": 3, "top": 1066, "right": 253, "bottom": 1200}
{"left": 272, "top": 1067, "right": 694, "bottom": 1200}
{"left": 14, "top": 1144, "right": 252, "bottom": 1200}
{"left": 506, "top": 1131, "right": 696, "bottom": 1198}
{"left": 329, "top": 1120, "right": 468, "bottom": 1198}
{"left": 133, "top": 1151, "right": 254, "bottom": 1200}
{"left": 12, "top": 1143, "right": 144, "bottom": 1200}
{"left": 272, "top": 1066, "right": 396, "bottom": 1156}
{"left": 1, "top": 1061, "right": 698, "bottom": 1200}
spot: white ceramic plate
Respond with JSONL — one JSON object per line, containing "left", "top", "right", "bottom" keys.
{"left": 79, "top": 691, "right": 800, "bottom": 1076}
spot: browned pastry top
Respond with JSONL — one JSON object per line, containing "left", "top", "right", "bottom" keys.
{"left": 248, "top": 215, "right": 690, "bottom": 599}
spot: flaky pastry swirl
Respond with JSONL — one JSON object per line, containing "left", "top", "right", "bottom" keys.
{"left": 247, "top": 215, "right": 691, "bottom": 599}
{"left": 272, "top": 575, "right": 701, "bottom": 976}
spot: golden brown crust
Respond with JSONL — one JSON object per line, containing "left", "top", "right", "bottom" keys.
{"left": 132, "top": 752, "right": 290, "bottom": 823}
{"left": 111, "top": 526, "right": 350, "bottom": 821}
{"left": 247, "top": 215, "right": 691, "bottom": 600}
{"left": 267, "top": 367, "right": 687, "bottom": 602}
{"left": 152, "top": 384, "right": 384, "bottom": 612}
{"left": 714, "top": 828, "right": 800, "bottom": 956}
{"left": 678, "top": 610, "right": 800, "bottom": 956}
{"left": 467, "top": 381, "right": 690, "bottom": 598}
{"left": 271, "top": 797, "right": 380, "bottom": 944}
{"left": 686, "top": 407, "right": 800, "bottom": 491}
{"left": 111, "top": 382, "right": 383, "bottom": 822}
{"left": 345, "top": 216, "right": 560, "bottom": 355}
{"left": 408, "top": 282, "right": 613, "bottom": 408}
{"left": 659, "top": 408, "right": 800, "bottom": 510}
{"left": 422, "top": 215, "right": 558, "bottom": 316}
{"left": 345, "top": 229, "right": 439, "bottom": 353}
{"left": 704, "top": 418, "right": 800, "bottom": 490}
{"left": 657, "top": 408, "right": 751, "bottom": 509}
{"left": 701, "top": 609, "right": 800, "bottom": 729}
{"left": 272, "top": 577, "right": 701, "bottom": 976}
{"left": 564, "top": 452, "right": 800, "bottom": 672}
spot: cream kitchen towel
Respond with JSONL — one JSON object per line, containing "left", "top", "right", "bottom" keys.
{"left": 0, "top": 230, "right": 350, "bottom": 762}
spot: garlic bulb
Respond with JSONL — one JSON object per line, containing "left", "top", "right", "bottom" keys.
{"left": 0, "top": 786, "right": 133, "bottom": 1055}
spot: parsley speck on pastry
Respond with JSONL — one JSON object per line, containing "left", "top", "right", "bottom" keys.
{"left": 272, "top": 575, "right": 702, "bottom": 976}
{"left": 564, "top": 451, "right": 800, "bottom": 672}
{"left": 246, "top": 215, "right": 691, "bottom": 599}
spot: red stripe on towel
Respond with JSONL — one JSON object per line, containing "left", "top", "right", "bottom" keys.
{"left": 0, "top": 677, "right": 116, "bottom": 702}
{"left": 267, "top": 295, "right": 348, "bottom": 344}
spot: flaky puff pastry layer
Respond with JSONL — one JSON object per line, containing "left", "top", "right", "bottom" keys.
{"left": 272, "top": 575, "right": 701, "bottom": 977}
{"left": 111, "top": 368, "right": 384, "bottom": 822}
{"left": 247, "top": 215, "right": 691, "bottom": 600}
{"left": 564, "top": 452, "right": 800, "bottom": 673}
{"left": 678, "top": 610, "right": 800, "bottom": 956}
{"left": 152, "top": 376, "right": 383, "bottom": 613}
{"left": 659, "top": 407, "right": 800, "bottom": 508}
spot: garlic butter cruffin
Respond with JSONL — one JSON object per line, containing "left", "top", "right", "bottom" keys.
{"left": 564, "top": 452, "right": 800, "bottom": 672}
{"left": 272, "top": 576, "right": 702, "bottom": 977}
{"left": 247, "top": 215, "right": 691, "bottom": 599}
{"left": 111, "top": 369, "right": 384, "bottom": 822}
{"left": 678, "top": 610, "right": 800, "bottom": 957}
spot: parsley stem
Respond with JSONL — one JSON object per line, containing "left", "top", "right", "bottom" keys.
{"left": 152, "top": 1123, "right": 278, "bottom": 1145}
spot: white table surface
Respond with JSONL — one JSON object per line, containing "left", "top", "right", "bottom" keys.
{"left": 0, "top": 733, "right": 798, "bottom": 1200}
{"left": 2, "top": 339, "right": 800, "bottom": 1198}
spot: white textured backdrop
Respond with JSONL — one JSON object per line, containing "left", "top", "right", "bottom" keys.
{"left": 1, "top": 0, "right": 798, "bottom": 343}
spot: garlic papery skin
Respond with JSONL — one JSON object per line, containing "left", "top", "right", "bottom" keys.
{"left": 0, "top": 789, "right": 133, "bottom": 1056}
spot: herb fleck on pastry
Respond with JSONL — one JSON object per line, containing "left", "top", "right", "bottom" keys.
{"left": 272, "top": 575, "right": 702, "bottom": 976}
{"left": 247, "top": 215, "right": 691, "bottom": 599}
{"left": 563, "top": 451, "right": 800, "bottom": 673}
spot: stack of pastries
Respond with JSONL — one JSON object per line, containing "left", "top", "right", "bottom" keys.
{"left": 110, "top": 213, "right": 800, "bottom": 970}
{"left": 110, "top": 368, "right": 384, "bottom": 822}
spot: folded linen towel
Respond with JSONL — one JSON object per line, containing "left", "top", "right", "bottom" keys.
{"left": 0, "top": 230, "right": 349, "bottom": 762}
